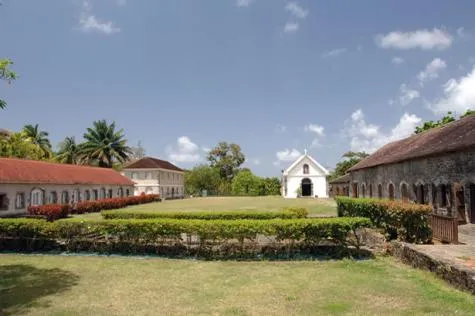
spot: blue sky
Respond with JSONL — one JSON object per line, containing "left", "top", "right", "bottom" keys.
{"left": 1, "top": 0, "right": 475, "bottom": 176}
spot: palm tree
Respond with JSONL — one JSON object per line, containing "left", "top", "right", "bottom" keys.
{"left": 56, "top": 136, "right": 80, "bottom": 164}
{"left": 79, "top": 120, "right": 131, "bottom": 168}
{"left": 22, "top": 124, "right": 52, "bottom": 158}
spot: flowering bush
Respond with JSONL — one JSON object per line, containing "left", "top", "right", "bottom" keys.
{"left": 72, "top": 194, "right": 160, "bottom": 215}
{"left": 27, "top": 204, "right": 71, "bottom": 221}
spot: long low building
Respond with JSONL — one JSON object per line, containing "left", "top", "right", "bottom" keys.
{"left": 0, "top": 158, "right": 135, "bottom": 217}
{"left": 347, "top": 114, "right": 475, "bottom": 224}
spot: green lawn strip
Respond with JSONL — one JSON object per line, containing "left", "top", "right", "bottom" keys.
{"left": 0, "top": 255, "right": 473, "bottom": 315}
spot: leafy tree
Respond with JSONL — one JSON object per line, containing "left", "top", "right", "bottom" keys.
{"left": 56, "top": 136, "right": 80, "bottom": 164}
{"left": 414, "top": 112, "right": 456, "bottom": 134}
{"left": 79, "top": 120, "right": 132, "bottom": 168}
{"left": 22, "top": 124, "right": 52, "bottom": 158}
{"left": 0, "top": 58, "right": 17, "bottom": 110}
{"left": 231, "top": 169, "right": 261, "bottom": 196}
{"left": 461, "top": 109, "right": 475, "bottom": 118}
{"left": 328, "top": 151, "right": 369, "bottom": 181}
{"left": 0, "top": 132, "right": 44, "bottom": 160}
{"left": 259, "top": 177, "right": 281, "bottom": 196}
{"left": 184, "top": 164, "right": 221, "bottom": 196}
{"left": 207, "top": 142, "right": 245, "bottom": 181}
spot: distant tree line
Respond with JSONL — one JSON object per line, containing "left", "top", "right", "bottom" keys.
{"left": 185, "top": 141, "right": 281, "bottom": 197}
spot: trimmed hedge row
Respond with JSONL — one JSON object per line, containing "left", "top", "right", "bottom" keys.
{"left": 72, "top": 194, "right": 160, "bottom": 214}
{"left": 101, "top": 208, "right": 308, "bottom": 220}
{"left": 27, "top": 204, "right": 71, "bottom": 221}
{"left": 335, "top": 196, "right": 432, "bottom": 243}
{"left": 0, "top": 217, "right": 371, "bottom": 257}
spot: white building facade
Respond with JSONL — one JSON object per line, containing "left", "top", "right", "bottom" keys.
{"left": 281, "top": 152, "right": 329, "bottom": 198}
{"left": 122, "top": 157, "right": 185, "bottom": 199}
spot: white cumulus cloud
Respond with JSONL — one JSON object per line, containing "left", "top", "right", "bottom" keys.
{"left": 236, "top": 0, "right": 253, "bottom": 7}
{"left": 276, "top": 149, "right": 301, "bottom": 162}
{"left": 344, "top": 109, "right": 421, "bottom": 153}
{"left": 392, "top": 57, "right": 405, "bottom": 65}
{"left": 429, "top": 67, "right": 475, "bottom": 114}
{"left": 304, "top": 124, "right": 325, "bottom": 136}
{"left": 399, "top": 84, "right": 421, "bottom": 106}
{"left": 167, "top": 136, "right": 201, "bottom": 163}
{"left": 417, "top": 58, "right": 447, "bottom": 86}
{"left": 322, "top": 48, "right": 347, "bottom": 58}
{"left": 284, "top": 22, "right": 299, "bottom": 34}
{"left": 285, "top": 2, "right": 308, "bottom": 19}
{"left": 79, "top": 15, "right": 121, "bottom": 34}
{"left": 375, "top": 28, "right": 452, "bottom": 50}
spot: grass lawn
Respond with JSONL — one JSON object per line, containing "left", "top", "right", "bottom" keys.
{"left": 77, "top": 196, "right": 337, "bottom": 219}
{"left": 1, "top": 254, "right": 474, "bottom": 315}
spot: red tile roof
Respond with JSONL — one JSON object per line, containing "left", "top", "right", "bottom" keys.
{"left": 124, "top": 157, "right": 184, "bottom": 172}
{"left": 349, "top": 115, "right": 475, "bottom": 172}
{"left": 0, "top": 158, "right": 134, "bottom": 185}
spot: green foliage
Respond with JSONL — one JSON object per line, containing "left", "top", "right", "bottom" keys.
{"left": 79, "top": 120, "right": 132, "bottom": 168}
{"left": 415, "top": 112, "right": 456, "bottom": 134}
{"left": 55, "top": 136, "right": 80, "bottom": 164}
{"left": 460, "top": 109, "right": 475, "bottom": 118}
{"left": 231, "top": 169, "right": 261, "bottom": 196}
{"left": 0, "top": 58, "right": 17, "bottom": 110}
{"left": 22, "top": 124, "right": 52, "bottom": 158}
{"left": 184, "top": 164, "right": 221, "bottom": 196}
{"left": 102, "top": 209, "right": 307, "bottom": 220}
{"left": 335, "top": 197, "right": 432, "bottom": 243}
{"left": 258, "top": 177, "right": 281, "bottom": 196}
{"left": 328, "top": 151, "right": 368, "bottom": 181}
{"left": 207, "top": 142, "right": 245, "bottom": 181}
{"left": 0, "top": 132, "right": 45, "bottom": 160}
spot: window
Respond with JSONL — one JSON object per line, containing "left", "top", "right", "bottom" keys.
{"left": 401, "top": 183, "right": 408, "bottom": 202}
{"left": 126, "top": 189, "right": 130, "bottom": 197}
{"left": 388, "top": 184, "right": 395, "bottom": 201}
{"left": 378, "top": 184, "right": 383, "bottom": 199}
{"left": 369, "top": 184, "right": 373, "bottom": 198}
{"left": 93, "top": 190, "right": 98, "bottom": 201}
{"left": 118, "top": 188, "right": 124, "bottom": 197}
{"left": 131, "top": 172, "right": 137, "bottom": 180}
{"left": 31, "top": 188, "right": 44, "bottom": 206}
{"left": 49, "top": 191, "right": 58, "bottom": 204}
{"left": 440, "top": 184, "right": 448, "bottom": 207}
{"left": 72, "top": 189, "right": 80, "bottom": 203}
{"left": 147, "top": 172, "right": 152, "bottom": 180}
{"left": 416, "top": 184, "right": 425, "bottom": 204}
{"left": 303, "top": 164, "right": 309, "bottom": 174}
{"left": 85, "top": 190, "right": 91, "bottom": 201}
{"left": 101, "top": 188, "right": 106, "bottom": 199}
{"left": 352, "top": 183, "right": 358, "bottom": 198}
{"left": 361, "top": 184, "right": 366, "bottom": 198}
{"left": 61, "top": 191, "right": 69, "bottom": 204}
{"left": 15, "top": 192, "right": 25, "bottom": 209}
{"left": 0, "top": 194, "right": 9, "bottom": 211}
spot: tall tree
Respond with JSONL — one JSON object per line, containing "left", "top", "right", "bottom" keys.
{"left": 0, "top": 58, "right": 17, "bottom": 110}
{"left": 328, "top": 151, "right": 369, "bottom": 181}
{"left": 79, "top": 120, "right": 132, "bottom": 168}
{"left": 207, "top": 142, "right": 245, "bottom": 180}
{"left": 231, "top": 169, "right": 261, "bottom": 196}
{"left": 56, "top": 136, "right": 80, "bottom": 164}
{"left": 22, "top": 124, "right": 52, "bottom": 158}
{"left": 184, "top": 164, "right": 221, "bottom": 196}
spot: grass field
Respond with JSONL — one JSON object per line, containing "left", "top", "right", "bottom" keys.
{"left": 1, "top": 254, "right": 474, "bottom": 315}
{"left": 78, "top": 196, "right": 337, "bottom": 219}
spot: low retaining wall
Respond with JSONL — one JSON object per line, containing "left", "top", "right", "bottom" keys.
{"left": 390, "top": 241, "right": 475, "bottom": 294}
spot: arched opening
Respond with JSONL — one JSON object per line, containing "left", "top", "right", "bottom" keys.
{"left": 61, "top": 191, "right": 69, "bottom": 204}
{"left": 301, "top": 178, "right": 312, "bottom": 197}
{"left": 378, "top": 184, "right": 383, "bottom": 199}
{"left": 369, "top": 184, "right": 373, "bottom": 198}
{"left": 469, "top": 184, "right": 475, "bottom": 224}
{"left": 388, "top": 183, "right": 395, "bottom": 200}
{"left": 118, "top": 188, "right": 124, "bottom": 198}
{"left": 416, "top": 184, "right": 425, "bottom": 204}
{"left": 31, "top": 188, "right": 44, "bottom": 206}
{"left": 172, "top": 187, "right": 175, "bottom": 198}
{"left": 126, "top": 189, "right": 130, "bottom": 197}
{"left": 336, "top": 187, "right": 340, "bottom": 196}
{"left": 303, "top": 164, "right": 309, "bottom": 174}
{"left": 101, "top": 188, "right": 106, "bottom": 199}
{"left": 401, "top": 183, "right": 408, "bottom": 202}
{"left": 49, "top": 191, "right": 58, "bottom": 204}
{"left": 361, "top": 184, "right": 366, "bottom": 198}
{"left": 352, "top": 183, "right": 358, "bottom": 198}
{"left": 85, "top": 190, "right": 91, "bottom": 201}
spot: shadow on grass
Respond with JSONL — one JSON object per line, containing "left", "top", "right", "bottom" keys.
{"left": 0, "top": 264, "right": 79, "bottom": 315}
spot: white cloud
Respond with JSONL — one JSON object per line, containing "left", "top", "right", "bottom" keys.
{"left": 79, "top": 15, "right": 121, "bottom": 34}
{"left": 167, "top": 136, "right": 201, "bottom": 163}
{"left": 399, "top": 84, "right": 420, "bottom": 106}
{"left": 236, "top": 0, "right": 253, "bottom": 7}
{"left": 117, "top": 0, "right": 126, "bottom": 6}
{"left": 252, "top": 159, "right": 261, "bottom": 165}
{"left": 275, "top": 124, "right": 287, "bottom": 133}
{"left": 391, "top": 57, "right": 405, "bottom": 65}
{"left": 375, "top": 28, "right": 452, "bottom": 50}
{"left": 201, "top": 147, "right": 210, "bottom": 153}
{"left": 429, "top": 67, "right": 475, "bottom": 114}
{"left": 276, "top": 149, "right": 301, "bottom": 162}
{"left": 344, "top": 109, "right": 421, "bottom": 153}
{"left": 322, "top": 48, "right": 347, "bottom": 58}
{"left": 284, "top": 22, "right": 299, "bottom": 34}
{"left": 304, "top": 124, "right": 325, "bottom": 136}
{"left": 285, "top": 2, "right": 308, "bottom": 19}
{"left": 417, "top": 58, "right": 447, "bottom": 85}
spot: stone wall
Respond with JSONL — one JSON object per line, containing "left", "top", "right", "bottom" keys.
{"left": 349, "top": 149, "right": 475, "bottom": 222}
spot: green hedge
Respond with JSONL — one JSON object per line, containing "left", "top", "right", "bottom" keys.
{"left": 101, "top": 209, "right": 307, "bottom": 220}
{"left": 0, "top": 217, "right": 371, "bottom": 257}
{"left": 335, "top": 196, "right": 432, "bottom": 243}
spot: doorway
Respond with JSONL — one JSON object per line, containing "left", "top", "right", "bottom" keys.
{"left": 301, "top": 178, "right": 312, "bottom": 197}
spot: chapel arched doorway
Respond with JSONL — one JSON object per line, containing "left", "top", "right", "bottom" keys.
{"left": 301, "top": 178, "right": 312, "bottom": 197}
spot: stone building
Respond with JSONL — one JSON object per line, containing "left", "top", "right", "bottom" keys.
{"left": 122, "top": 157, "right": 185, "bottom": 199}
{"left": 328, "top": 174, "right": 350, "bottom": 197}
{"left": 348, "top": 115, "right": 475, "bottom": 224}
{"left": 0, "top": 158, "right": 135, "bottom": 217}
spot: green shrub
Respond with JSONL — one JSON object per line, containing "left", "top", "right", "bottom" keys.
{"left": 335, "top": 197, "right": 432, "bottom": 243}
{"left": 0, "top": 217, "right": 371, "bottom": 257}
{"left": 282, "top": 207, "right": 309, "bottom": 218}
{"left": 101, "top": 210, "right": 306, "bottom": 220}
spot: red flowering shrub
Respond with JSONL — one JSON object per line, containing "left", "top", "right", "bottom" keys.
{"left": 71, "top": 194, "right": 160, "bottom": 214}
{"left": 27, "top": 204, "right": 71, "bottom": 221}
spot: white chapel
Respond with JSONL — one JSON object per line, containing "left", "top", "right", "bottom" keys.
{"left": 281, "top": 151, "right": 329, "bottom": 198}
